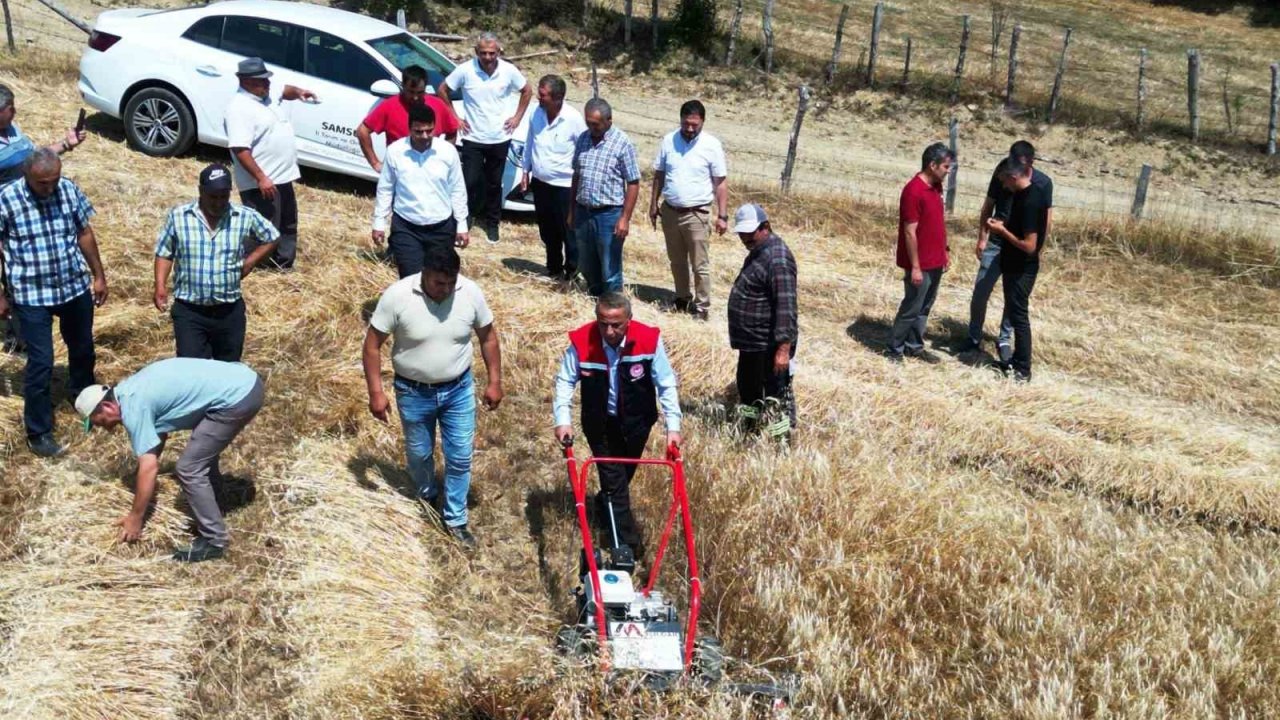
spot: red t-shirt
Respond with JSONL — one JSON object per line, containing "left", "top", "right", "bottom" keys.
{"left": 362, "top": 94, "right": 460, "bottom": 143}
{"left": 896, "top": 174, "right": 948, "bottom": 271}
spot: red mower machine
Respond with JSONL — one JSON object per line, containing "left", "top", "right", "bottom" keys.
{"left": 556, "top": 438, "right": 723, "bottom": 687}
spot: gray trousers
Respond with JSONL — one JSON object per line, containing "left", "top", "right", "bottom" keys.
{"left": 177, "top": 378, "right": 264, "bottom": 547}
{"left": 889, "top": 268, "right": 944, "bottom": 355}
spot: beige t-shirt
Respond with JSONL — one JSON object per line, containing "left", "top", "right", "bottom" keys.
{"left": 369, "top": 274, "right": 494, "bottom": 384}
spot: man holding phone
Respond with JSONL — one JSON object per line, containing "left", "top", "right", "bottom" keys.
{"left": 0, "top": 148, "right": 108, "bottom": 457}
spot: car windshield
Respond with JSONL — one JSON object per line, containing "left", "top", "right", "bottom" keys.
{"left": 367, "top": 33, "right": 455, "bottom": 90}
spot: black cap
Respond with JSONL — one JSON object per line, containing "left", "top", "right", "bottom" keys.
{"left": 199, "top": 163, "right": 233, "bottom": 192}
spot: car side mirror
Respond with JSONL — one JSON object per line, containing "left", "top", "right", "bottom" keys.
{"left": 370, "top": 79, "right": 399, "bottom": 97}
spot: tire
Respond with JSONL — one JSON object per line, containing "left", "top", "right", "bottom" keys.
{"left": 693, "top": 635, "right": 724, "bottom": 685}
{"left": 123, "top": 87, "right": 196, "bottom": 157}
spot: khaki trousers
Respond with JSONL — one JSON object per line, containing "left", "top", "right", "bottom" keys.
{"left": 659, "top": 203, "right": 712, "bottom": 312}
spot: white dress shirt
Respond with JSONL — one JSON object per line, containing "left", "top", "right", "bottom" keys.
{"left": 444, "top": 58, "right": 528, "bottom": 145}
{"left": 522, "top": 103, "right": 587, "bottom": 188}
{"left": 224, "top": 88, "right": 301, "bottom": 191}
{"left": 652, "top": 129, "right": 728, "bottom": 208}
{"left": 552, "top": 336, "right": 682, "bottom": 432}
{"left": 373, "top": 137, "right": 469, "bottom": 233}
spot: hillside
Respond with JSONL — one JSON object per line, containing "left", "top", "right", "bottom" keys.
{"left": 2, "top": 19, "right": 1280, "bottom": 720}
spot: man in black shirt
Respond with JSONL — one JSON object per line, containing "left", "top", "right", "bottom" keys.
{"left": 984, "top": 154, "right": 1050, "bottom": 382}
{"left": 964, "top": 141, "right": 1053, "bottom": 360}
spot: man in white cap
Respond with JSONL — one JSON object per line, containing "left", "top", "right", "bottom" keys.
{"left": 154, "top": 163, "right": 279, "bottom": 361}
{"left": 76, "top": 358, "right": 265, "bottom": 562}
{"left": 224, "top": 56, "right": 316, "bottom": 270}
{"left": 727, "top": 203, "right": 797, "bottom": 438}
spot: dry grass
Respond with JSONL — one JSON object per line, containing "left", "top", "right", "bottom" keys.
{"left": 2, "top": 44, "right": 1280, "bottom": 718}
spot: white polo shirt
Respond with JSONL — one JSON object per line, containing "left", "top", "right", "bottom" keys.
{"left": 373, "top": 137, "right": 469, "bottom": 233}
{"left": 369, "top": 274, "right": 494, "bottom": 384}
{"left": 522, "top": 103, "right": 587, "bottom": 188}
{"left": 444, "top": 58, "right": 528, "bottom": 145}
{"left": 224, "top": 88, "right": 301, "bottom": 190}
{"left": 652, "top": 130, "right": 728, "bottom": 208}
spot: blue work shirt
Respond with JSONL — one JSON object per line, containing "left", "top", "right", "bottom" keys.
{"left": 553, "top": 335, "right": 681, "bottom": 432}
{"left": 0, "top": 123, "right": 36, "bottom": 185}
{"left": 116, "top": 358, "right": 260, "bottom": 457}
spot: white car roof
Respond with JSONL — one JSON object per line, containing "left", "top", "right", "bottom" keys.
{"left": 180, "top": 0, "right": 408, "bottom": 41}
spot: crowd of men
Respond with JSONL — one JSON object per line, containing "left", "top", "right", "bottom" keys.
{"left": 0, "top": 32, "right": 1052, "bottom": 563}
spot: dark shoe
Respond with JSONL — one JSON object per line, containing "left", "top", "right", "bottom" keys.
{"left": 991, "top": 359, "right": 1011, "bottom": 377}
{"left": 672, "top": 298, "right": 692, "bottom": 313}
{"left": 884, "top": 350, "right": 904, "bottom": 364}
{"left": 447, "top": 524, "right": 478, "bottom": 550}
{"left": 691, "top": 309, "right": 709, "bottom": 321}
{"left": 172, "top": 537, "right": 226, "bottom": 563}
{"left": 906, "top": 349, "right": 943, "bottom": 365}
{"left": 562, "top": 265, "right": 577, "bottom": 282}
{"left": 27, "top": 433, "right": 65, "bottom": 458}
{"left": 1013, "top": 371, "right": 1032, "bottom": 384}
{"left": 484, "top": 224, "right": 500, "bottom": 244}
{"left": 956, "top": 338, "right": 981, "bottom": 353}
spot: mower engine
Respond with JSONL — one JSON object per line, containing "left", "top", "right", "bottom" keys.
{"left": 582, "top": 567, "right": 684, "bottom": 672}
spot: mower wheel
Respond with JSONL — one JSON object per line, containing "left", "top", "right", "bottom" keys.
{"left": 556, "top": 625, "right": 595, "bottom": 660}
{"left": 693, "top": 636, "right": 724, "bottom": 685}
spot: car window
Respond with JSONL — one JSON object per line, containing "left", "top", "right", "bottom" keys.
{"left": 221, "top": 16, "right": 303, "bottom": 71}
{"left": 303, "top": 28, "right": 390, "bottom": 92}
{"left": 181, "top": 16, "right": 223, "bottom": 49}
{"left": 367, "top": 33, "right": 454, "bottom": 90}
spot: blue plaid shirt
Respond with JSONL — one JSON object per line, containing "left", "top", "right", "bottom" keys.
{"left": 573, "top": 127, "right": 640, "bottom": 208}
{"left": 155, "top": 201, "right": 279, "bottom": 305}
{"left": 0, "top": 177, "right": 94, "bottom": 307}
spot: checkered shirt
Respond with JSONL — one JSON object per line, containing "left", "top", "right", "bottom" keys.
{"left": 155, "top": 201, "right": 279, "bottom": 305}
{"left": 572, "top": 126, "right": 640, "bottom": 208}
{"left": 0, "top": 177, "right": 95, "bottom": 307}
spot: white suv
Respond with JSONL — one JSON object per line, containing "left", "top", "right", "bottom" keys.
{"left": 78, "top": 0, "right": 532, "bottom": 208}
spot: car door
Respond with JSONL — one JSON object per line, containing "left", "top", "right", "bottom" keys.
{"left": 288, "top": 27, "right": 394, "bottom": 181}
{"left": 174, "top": 14, "right": 240, "bottom": 145}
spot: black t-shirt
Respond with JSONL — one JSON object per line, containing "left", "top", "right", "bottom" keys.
{"left": 986, "top": 166, "right": 1054, "bottom": 221}
{"left": 1001, "top": 181, "right": 1051, "bottom": 270}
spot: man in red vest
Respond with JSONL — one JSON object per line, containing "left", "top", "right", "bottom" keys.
{"left": 553, "top": 292, "right": 682, "bottom": 560}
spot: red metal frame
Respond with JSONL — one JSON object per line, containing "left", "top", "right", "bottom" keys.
{"left": 562, "top": 441, "right": 702, "bottom": 671}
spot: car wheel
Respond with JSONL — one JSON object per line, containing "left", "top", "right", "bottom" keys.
{"left": 123, "top": 87, "right": 196, "bottom": 157}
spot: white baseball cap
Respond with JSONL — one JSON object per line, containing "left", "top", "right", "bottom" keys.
{"left": 75, "top": 384, "right": 111, "bottom": 432}
{"left": 732, "top": 203, "right": 769, "bottom": 234}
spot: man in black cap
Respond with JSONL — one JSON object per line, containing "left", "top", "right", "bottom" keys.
{"left": 154, "top": 164, "right": 280, "bottom": 361}
{"left": 223, "top": 57, "right": 315, "bottom": 270}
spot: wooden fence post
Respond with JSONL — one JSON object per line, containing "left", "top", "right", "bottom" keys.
{"left": 1137, "top": 48, "right": 1148, "bottom": 132}
{"left": 946, "top": 118, "right": 959, "bottom": 213}
{"left": 780, "top": 85, "right": 813, "bottom": 194}
{"left": 763, "top": 0, "right": 776, "bottom": 75}
{"left": 1004, "top": 23, "right": 1021, "bottom": 109}
{"left": 952, "top": 15, "right": 970, "bottom": 103}
{"left": 901, "top": 36, "right": 912, "bottom": 88}
{"left": 725, "top": 0, "right": 743, "bottom": 65}
{"left": 1047, "top": 27, "right": 1072, "bottom": 123}
{"left": 1187, "top": 49, "right": 1200, "bottom": 141}
{"left": 582, "top": 0, "right": 590, "bottom": 30}
{"left": 651, "top": 0, "right": 659, "bottom": 50}
{"left": 824, "top": 4, "right": 850, "bottom": 85}
{"left": 1131, "top": 164, "right": 1152, "bottom": 220}
{"left": 624, "top": 0, "right": 633, "bottom": 46}
{"left": 591, "top": 62, "right": 599, "bottom": 98}
{"left": 1267, "top": 62, "right": 1277, "bottom": 155}
{"left": 1, "top": 0, "right": 15, "bottom": 54}
{"left": 866, "top": 2, "right": 884, "bottom": 87}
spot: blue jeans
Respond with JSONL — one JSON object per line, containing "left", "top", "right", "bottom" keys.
{"left": 394, "top": 371, "right": 475, "bottom": 528}
{"left": 575, "top": 204, "right": 624, "bottom": 296}
{"left": 968, "top": 240, "right": 1014, "bottom": 348}
{"left": 14, "top": 291, "right": 96, "bottom": 439}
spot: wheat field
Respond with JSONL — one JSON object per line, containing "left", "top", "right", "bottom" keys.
{"left": 1, "top": 42, "right": 1279, "bottom": 718}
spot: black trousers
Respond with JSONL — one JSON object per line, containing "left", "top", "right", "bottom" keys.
{"left": 459, "top": 140, "right": 509, "bottom": 229}
{"left": 172, "top": 299, "right": 246, "bottom": 362}
{"left": 736, "top": 343, "right": 797, "bottom": 429}
{"left": 240, "top": 182, "right": 298, "bottom": 269}
{"left": 388, "top": 214, "right": 457, "bottom": 279}
{"left": 1001, "top": 262, "right": 1040, "bottom": 379}
{"left": 584, "top": 416, "right": 652, "bottom": 557}
{"left": 531, "top": 178, "right": 575, "bottom": 275}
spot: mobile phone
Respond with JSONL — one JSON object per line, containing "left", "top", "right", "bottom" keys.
{"left": 74, "top": 108, "right": 87, "bottom": 134}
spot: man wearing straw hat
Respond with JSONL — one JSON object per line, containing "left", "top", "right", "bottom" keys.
{"left": 76, "top": 358, "right": 266, "bottom": 563}
{"left": 154, "top": 163, "right": 280, "bottom": 361}
{"left": 552, "top": 292, "right": 682, "bottom": 561}
{"left": 224, "top": 56, "right": 316, "bottom": 270}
